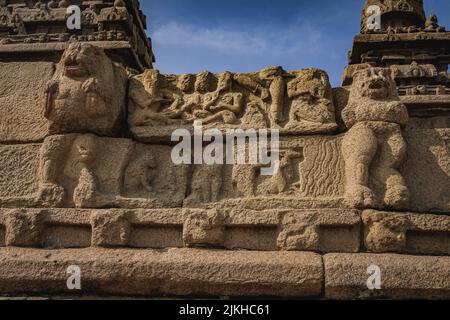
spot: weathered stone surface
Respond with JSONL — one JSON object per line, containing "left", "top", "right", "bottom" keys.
{"left": 34, "top": 134, "right": 188, "bottom": 209}
{"left": 324, "top": 253, "right": 450, "bottom": 300}
{"left": 185, "top": 136, "right": 346, "bottom": 209}
{"left": 120, "top": 143, "right": 189, "bottom": 208}
{"left": 3, "top": 209, "right": 43, "bottom": 247}
{"left": 183, "top": 209, "right": 225, "bottom": 247}
{"left": 0, "top": 247, "right": 323, "bottom": 297}
{"left": 0, "top": 128, "right": 446, "bottom": 215}
{"left": 0, "top": 0, "right": 154, "bottom": 70}
{"left": 128, "top": 68, "right": 338, "bottom": 142}
{"left": 342, "top": 67, "right": 410, "bottom": 210}
{"left": 91, "top": 211, "right": 131, "bottom": 247}
{"left": 276, "top": 209, "right": 361, "bottom": 253}
{"left": 0, "top": 144, "right": 40, "bottom": 201}
{"left": 35, "top": 134, "right": 134, "bottom": 208}
{"left": 44, "top": 43, "right": 128, "bottom": 137}
{"left": 402, "top": 119, "right": 450, "bottom": 213}
{"left": 342, "top": 68, "right": 409, "bottom": 127}
{"left": 0, "top": 208, "right": 359, "bottom": 253}
{"left": 363, "top": 210, "right": 450, "bottom": 255}
{"left": 0, "top": 62, "right": 53, "bottom": 142}
{"left": 0, "top": 0, "right": 449, "bottom": 300}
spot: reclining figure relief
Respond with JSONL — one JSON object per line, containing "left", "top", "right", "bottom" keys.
{"left": 342, "top": 67, "right": 410, "bottom": 210}
{"left": 44, "top": 43, "right": 128, "bottom": 136}
{"left": 128, "top": 67, "right": 338, "bottom": 142}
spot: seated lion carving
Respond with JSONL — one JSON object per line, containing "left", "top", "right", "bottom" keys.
{"left": 44, "top": 43, "right": 127, "bottom": 136}
{"left": 342, "top": 67, "right": 410, "bottom": 210}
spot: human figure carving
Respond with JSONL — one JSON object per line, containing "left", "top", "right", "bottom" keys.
{"left": 71, "top": 135, "right": 99, "bottom": 208}
{"left": 187, "top": 165, "right": 223, "bottom": 203}
{"left": 163, "top": 71, "right": 211, "bottom": 121}
{"left": 241, "top": 101, "right": 269, "bottom": 128}
{"left": 35, "top": 135, "right": 72, "bottom": 207}
{"left": 342, "top": 67, "right": 410, "bottom": 209}
{"left": 234, "top": 66, "right": 287, "bottom": 128}
{"left": 286, "top": 70, "right": 336, "bottom": 130}
{"left": 36, "top": 134, "right": 108, "bottom": 208}
{"left": 124, "top": 153, "right": 158, "bottom": 194}
{"left": 200, "top": 72, "right": 244, "bottom": 125}
{"left": 128, "top": 69, "right": 174, "bottom": 127}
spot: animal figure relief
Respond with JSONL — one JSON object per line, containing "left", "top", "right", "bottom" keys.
{"left": 342, "top": 67, "right": 410, "bottom": 210}
{"left": 363, "top": 212, "right": 411, "bottom": 253}
{"left": 35, "top": 134, "right": 104, "bottom": 208}
{"left": 260, "top": 148, "right": 304, "bottom": 195}
{"left": 44, "top": 43, "right": 127, "bottom": 136}
{"left": 277, "top": 212, "right": 319, "bottom": 251}
{"left": 231, "top": 148, "right": 304, "bottom": 197}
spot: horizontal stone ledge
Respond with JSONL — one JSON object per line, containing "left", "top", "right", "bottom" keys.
{"left": 362, "top": 210, "right": 450, "bottom": 255}
{"left": 324, "top": 253, "right": 450, "bottom": 300}
{"left": 0, "top": 41, "right": 133, "bottom": 53}
{"left": 0, "top": 248, "right": 323, "bottom": 298}
{"left": 0, "top": 208, "right": 361, "bottom": 253}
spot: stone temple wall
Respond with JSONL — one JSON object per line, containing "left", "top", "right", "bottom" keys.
{"left": 0, "top": 0, "right": 449, "bottom": 299}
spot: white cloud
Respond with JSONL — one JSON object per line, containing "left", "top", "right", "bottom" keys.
{"left": 152, "top": 20, "right": 330, "bottom": 58}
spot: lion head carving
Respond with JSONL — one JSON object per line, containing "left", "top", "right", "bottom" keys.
{"left": 44, "top": 43, "right": 127, "bottom": 136}
{"left": 342, "top": 67, "right": 409, "bottom": 128}
{"left": 363, "top": 212, "right": 411, "bottom": 253}
{"left": 61, "top": 43, "right": 114, "bottom": 81}
{"left": 351, "top": 67, "right": 398, "bottom": 100}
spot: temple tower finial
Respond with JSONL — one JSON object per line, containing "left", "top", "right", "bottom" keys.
{"left": 361, "top": 0, "right": 426, "bottom": 33}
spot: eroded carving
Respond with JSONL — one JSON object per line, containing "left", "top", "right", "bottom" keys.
{"left": 182, "top": 136, "right": 347, "bottom": 210}
{"left": 44, "top": 43, "right": 127, "bottom": 136}
{"left": 91, "top": 210, "right": 131, "bottom": 247}
{"left": 363, "top": 211, "right": 410, "bottom": 253}
{"left": 35, "top": 134, "right": 188, "bottom": 209}
{"left": 342, "top": 67, "right": 410, "bottom": 210}
{"left": 128, "top": 68, "right": 338, "bottom": 142}
{"left": 4, "top": 209, "right": 43, "bottom": 247}
{"left": 183, "top": 209, "right": 225, "bottom": 247}
{"left": 121, "top": 144, "right": 188, "bottom": 208}
{"left": 277, "top": 212, "right": 319, "bottom": 251}
{"left": 36, "top": 134, "right": 133, "bottom": 209}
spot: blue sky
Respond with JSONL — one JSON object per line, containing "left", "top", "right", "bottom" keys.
{"left": 143, "top": 0, "right": 450, "bottom": 87}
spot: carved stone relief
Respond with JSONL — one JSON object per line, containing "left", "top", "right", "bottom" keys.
{"left": 342, "top": 67, "right": 410, "bottom": 210}
{"left": 128, "top": 68, "right": 338, "bottom": 142}
{"left": 34, "top": 133, "right": 188, "bottom": 209}
{"left": 44, "top": 43, "right": 128, "bottom": 136}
